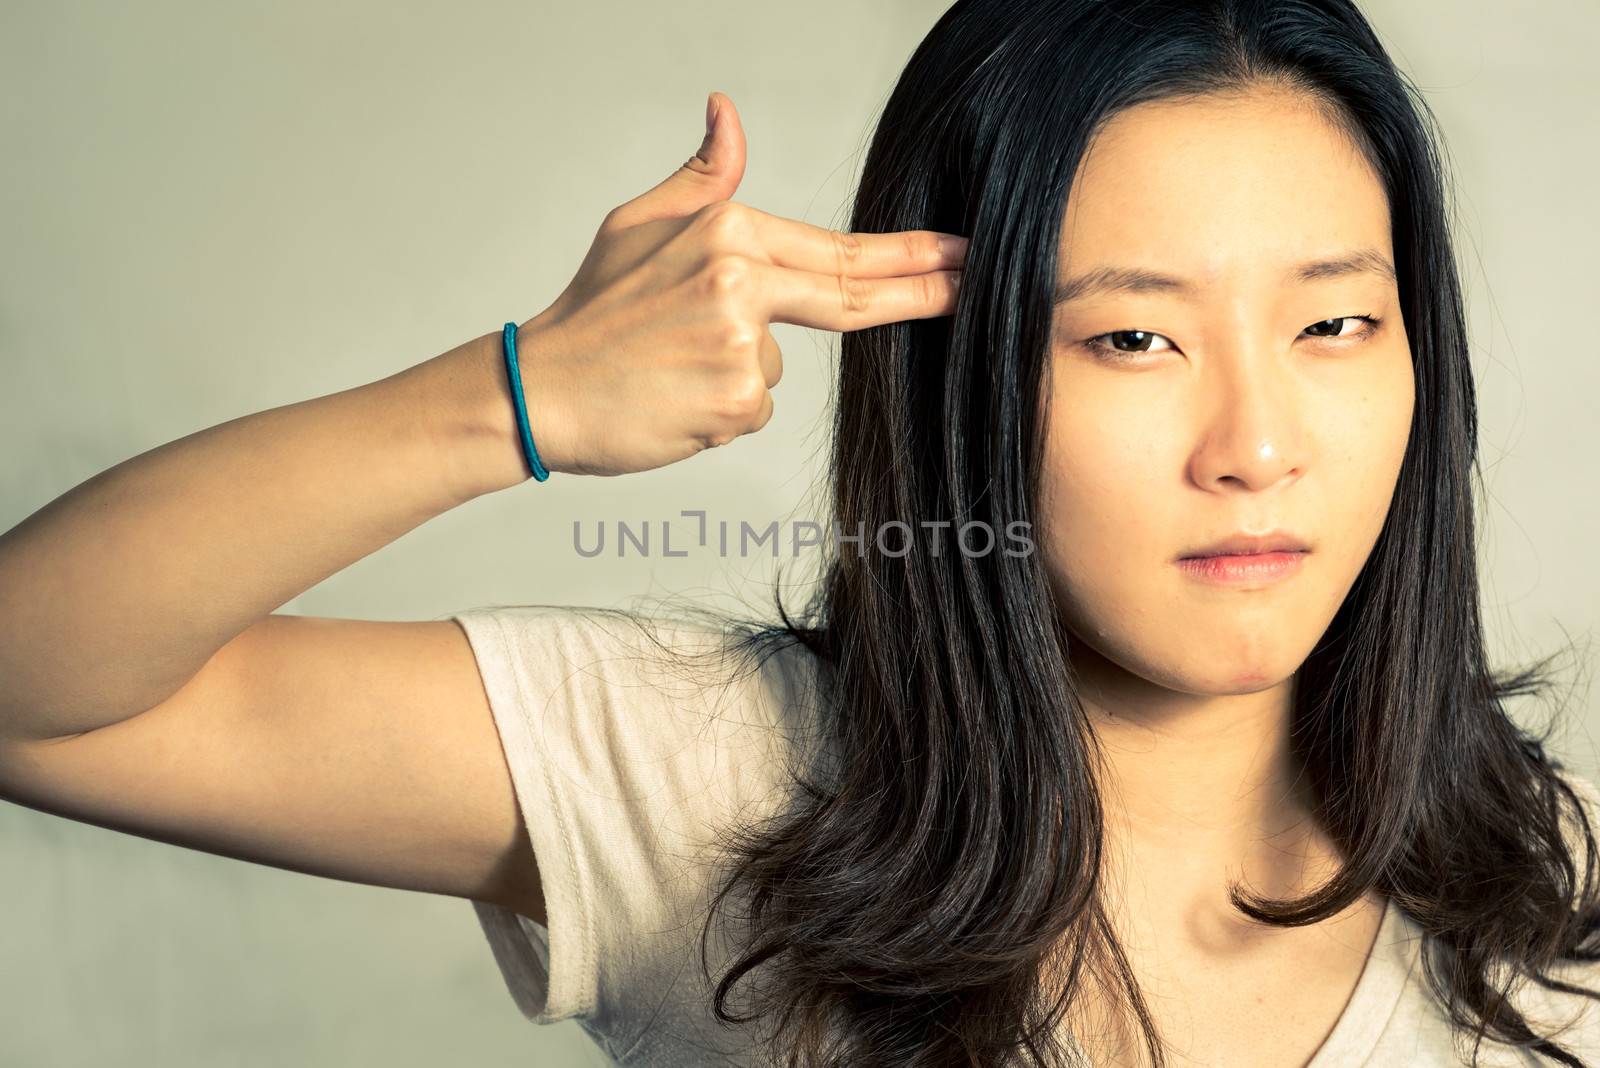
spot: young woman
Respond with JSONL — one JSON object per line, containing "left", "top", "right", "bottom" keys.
{"left": 2, "top": 0, "right": 1596, "bottom": 1065}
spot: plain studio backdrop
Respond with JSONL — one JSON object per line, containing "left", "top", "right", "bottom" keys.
{"left": 1, "top": 1, "right": 1596, "bottom": 1064}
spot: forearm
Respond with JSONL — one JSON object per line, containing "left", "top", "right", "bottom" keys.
{"left": 0, "top": 328, "right": 530, "bottom": 740}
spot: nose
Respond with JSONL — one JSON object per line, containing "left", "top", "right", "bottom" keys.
{"left": 1186, "top": 353, "right": 1307, "bottom": 494}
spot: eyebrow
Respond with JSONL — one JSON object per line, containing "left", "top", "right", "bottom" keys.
{"left": 1051, "top": 248, "right": 1397, "bottom": 306}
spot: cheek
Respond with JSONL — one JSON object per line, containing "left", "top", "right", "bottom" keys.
{"left": 1038, "top": 380, "right": 1185, "bottom": 617}
{"left": 1316, "top": 354, "right": 1416, "bottom": 557}
{"left": 1042, "top": 385, "right": 1171, "bottom": 544}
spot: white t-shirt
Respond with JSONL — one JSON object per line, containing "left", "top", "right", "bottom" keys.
{"left": 451, "top": 604, "right": 1600, "bottom": 1067}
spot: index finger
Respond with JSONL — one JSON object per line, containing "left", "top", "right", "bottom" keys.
{"left": 747, "top": 208, "right": 969, "bottom": 278}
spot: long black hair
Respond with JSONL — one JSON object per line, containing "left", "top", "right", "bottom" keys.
{"left": 671, "top": 1, "right": 1600, "bottom": 1064}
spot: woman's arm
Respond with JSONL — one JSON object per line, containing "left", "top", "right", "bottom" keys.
{"left": 0, "top": 92, "right": 961, "bottom": 922}
{"left": 0, "top": 89, "right": 966, "bottom": 746}
{"left": 0, "top": 329, "right": 551, "bottom": 920}
{"left": 0, "top": 328, "right": 527, "bottom": 742}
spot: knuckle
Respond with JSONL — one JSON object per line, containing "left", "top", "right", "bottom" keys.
{"left": 905, "top": 230, "right": 939, "bottom": 265}
{"left": 696, "top": 428, "right": 738, "bottom": 450}
{"left": 701, "top": 253, "right": 752, "bottom": 297}
{"left": 837, "top": 274, "right": 873, "bottom": 314}
{"left": 718, "top": 372, "right": 769, "bottom": 420}
{"left": 696, "top": 200, "right": 750, "bottom": 247}
{"left": 712, "top": 319, "right": 761, "bottom": 352}
{"left": 829, "top": 228, "right": 864, "bottom": 269}
{"left": 695, "top": 362, "right": 767, "bottom": 438}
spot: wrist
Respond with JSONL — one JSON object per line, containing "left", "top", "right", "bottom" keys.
{"left": 403, "top": 328, "right": 535, "bottom": 504}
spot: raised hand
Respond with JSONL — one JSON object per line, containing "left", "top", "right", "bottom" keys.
{"left": 510, "top": 91, "right": 968, "bottom": 477}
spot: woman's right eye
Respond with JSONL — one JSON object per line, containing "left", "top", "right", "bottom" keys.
{"left": 1081, "top": 329, "right": 1177, "bottom": 361}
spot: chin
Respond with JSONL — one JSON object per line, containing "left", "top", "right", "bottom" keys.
{"left": 1181, "top": 638, "right": 1311, "bottom": 693}
{"left": 1195, "top": 667, "right": 1294, "bottom": 696}
{"left": 1110, "top": 644, "right": 1305, "bottom": 698}
{"left": 1138, "top": 666, "right": 1290, "bottom": 697}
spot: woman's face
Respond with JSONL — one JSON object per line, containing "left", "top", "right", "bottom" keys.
{"left": 1040, "top": 87, "right": 1415, "bottom": 696}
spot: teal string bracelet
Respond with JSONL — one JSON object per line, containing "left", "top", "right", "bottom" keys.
{"left": 501, "top": 321, "right": 550, "bottom": 482}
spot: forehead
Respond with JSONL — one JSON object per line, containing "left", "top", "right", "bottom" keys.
{"left": 1058, "top": 88, "right": 1393, "bottom": 283}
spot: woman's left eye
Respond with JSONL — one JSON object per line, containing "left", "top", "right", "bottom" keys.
{"left": 1303, "top": 314, "right": 1382, "bottom": 340}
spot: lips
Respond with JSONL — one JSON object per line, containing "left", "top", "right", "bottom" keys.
{"left": 1176, "top": 551, "right": 1306, "bottom": 584}
{"left": 1177, "top": 531, "right": 1311, "bottom": 560}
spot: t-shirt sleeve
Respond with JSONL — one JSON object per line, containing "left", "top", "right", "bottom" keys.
{"left": 449, "top": 602, "right": 822, "bottom": 1050}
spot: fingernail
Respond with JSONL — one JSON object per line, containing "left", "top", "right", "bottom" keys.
{"left": 705, "top": 92, "right": 720, "bottom": 137}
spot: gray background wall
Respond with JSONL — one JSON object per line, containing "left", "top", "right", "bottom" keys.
{"left": 1, "top": 1, "right": 1594, "bottom": 1064}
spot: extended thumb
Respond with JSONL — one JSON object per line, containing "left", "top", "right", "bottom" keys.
{"left": 693, "top": 92, "right": 722, "bottom": 165}
{"left": 678, "top": 90, "right": 744, "bottom": 193}
{"left": 610, "top": 92, "right": 746, "bottom": 228}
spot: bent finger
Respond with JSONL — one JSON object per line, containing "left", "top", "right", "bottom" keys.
{"left": 759, "top": 329, "right": 783, "bottom": 388}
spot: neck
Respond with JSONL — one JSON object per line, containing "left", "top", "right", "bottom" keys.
{"left": 1068, "top": 641, "right": 1330, "bottom": 905}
